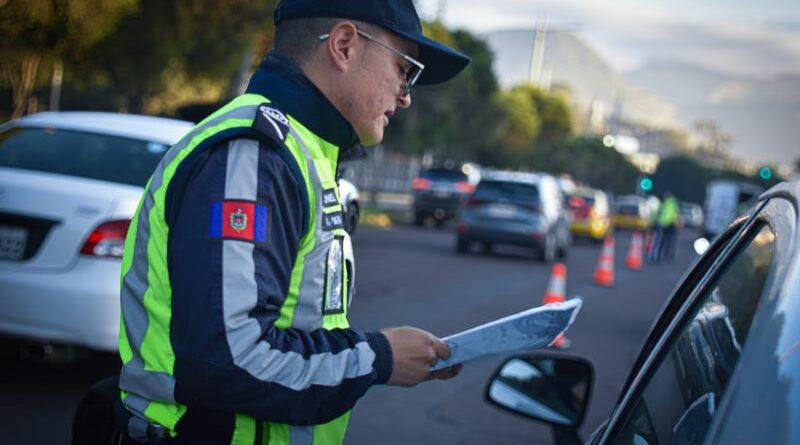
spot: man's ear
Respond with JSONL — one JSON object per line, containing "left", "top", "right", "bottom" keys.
{"left": 325, "top": 21, "right": 359, "bottom": 73}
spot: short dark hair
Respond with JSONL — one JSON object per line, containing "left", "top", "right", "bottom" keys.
{"left": 274, "top": 17, "right": 382, "bottom": 63}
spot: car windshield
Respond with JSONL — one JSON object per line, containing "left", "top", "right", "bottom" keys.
{"left": 0, "top": 126, "right": 166, "bottom": 187}
{"left": 617, "top": 203, "right": 640, "bottom": 216}
{"left": 421, "top": 168, "right": 467, "bottom": 182}
{"left": 474, "top": 180, "right": 540, "bottom": 204}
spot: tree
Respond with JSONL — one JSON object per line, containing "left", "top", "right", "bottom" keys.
{"left": 382, "top": 23, "right": 501, "bottom": 163}
{"left": 0, "top": 0, "right": 135, "bottom": 117}
{"left": 489, "top": 88, "right": 540, "bottom": 165}
{"left": 72, "top": 0, "right": 276, "bottom": 114}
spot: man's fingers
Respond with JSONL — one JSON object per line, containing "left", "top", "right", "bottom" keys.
{"left": 432, "top": 336, "right": 450, "bottom": 360}
{"left": 428, "top": 364, "right": 462, "bottom": 381}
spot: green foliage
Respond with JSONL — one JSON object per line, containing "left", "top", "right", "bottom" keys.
{"left": 382, "top": 22, "right": 501, "bottom": 162}
{"left": 69, "top": 0, "right": 276, "bottom": 113}
{"left": 533, "top": 136, "right": 640, "bottom": 194}
{"left": 651, "top": 154, "right": 784, "bottom": 204}
{"left": 0, "top": 0, "right": 135, "bottom": 117}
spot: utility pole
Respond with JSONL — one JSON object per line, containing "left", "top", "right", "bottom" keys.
{"left": 49, "top": 59, "right": 64, "bottom": 111}
{"left": 436, "top": 0, "right": 447, "bottom": 21}
{"left": 529, "top": 16, "right": 548, "bottom": 86}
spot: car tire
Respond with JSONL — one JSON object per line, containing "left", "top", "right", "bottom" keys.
{"left": 345, "top": 203, "right": 360, "bottom": 235}
{"left": 541, "top": 233, "right": 557, "bottom": 263}
{"left": 456, "top": 236, "right": 469, "bottom": 253}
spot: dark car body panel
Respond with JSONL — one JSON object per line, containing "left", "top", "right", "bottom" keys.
{"left": 594, "top": 181, "right": 799, "bottom": 444}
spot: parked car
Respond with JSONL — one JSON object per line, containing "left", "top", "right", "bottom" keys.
{"left": 338, "top": 178, "right": 360, "bottom": 235}
{"left": 613, "top": 195, "right": 652, "bottom": 231}
{"left": 456, "top": 171, "right": 571, "bottom": 262}
{"left": 485, "top": 180, "right": 799, "bottom": 445}
{"left": 568, "top": 187, "right": 612, "bottom": 241}
{"left": 411, "top": 167, "right": 474, "bottom": 227}
{"left": 0, "top": 112, "right": 193, "bottom": 355}
{"left": 680, "top": 202, "right": 704, "bottom": 230}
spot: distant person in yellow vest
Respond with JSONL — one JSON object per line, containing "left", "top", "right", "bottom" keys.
{"left": 651, "top": 192, "right": 680, "bottom": 263}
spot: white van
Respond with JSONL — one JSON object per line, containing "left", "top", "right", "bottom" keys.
{"left": 703, "top": 180, "right": 762, "bottom": 239}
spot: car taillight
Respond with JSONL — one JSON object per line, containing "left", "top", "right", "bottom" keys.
{"left": 456, "top": 181, "right": 475, "bottom": 194}
{"left": 80, "top": 219, "right": 131, "bottom": 258}
{"left": 412, "top": 178, "right": 432, "bottom": 191}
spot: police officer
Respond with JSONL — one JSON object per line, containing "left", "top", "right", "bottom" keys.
{"left": 116, "top": 0, "right": 470, "bottom": 443}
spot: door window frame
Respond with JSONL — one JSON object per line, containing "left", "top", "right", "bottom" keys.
{"left": 599, "top": 198, "right": 780, "bottom": 443}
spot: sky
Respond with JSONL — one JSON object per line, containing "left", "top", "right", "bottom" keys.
{"left": 417, "top": 0, "right": 800, "bottom": 78}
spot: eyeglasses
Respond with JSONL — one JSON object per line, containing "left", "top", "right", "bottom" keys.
{"left": 319, "top": 28, "right": 425, "bottom": 96}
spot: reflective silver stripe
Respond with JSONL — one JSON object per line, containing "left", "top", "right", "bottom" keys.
{"left": 119, "top": 103, "right": 261, "bottom": 403}
{"left": 119, "top": 362, "right": 176, "bottom": 403}
{"left": 122, "top": 392, "right": 151, "bottom": 423}
{"left": 221, "top": 138, "right": 376, "bottom": 390}
{"left": 289, "top": 129, "right": 330, "bottom": 331}
{"left": 289, "top": 425, "right": 314, "bottom": 445}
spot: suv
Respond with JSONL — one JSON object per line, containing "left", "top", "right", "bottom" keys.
{"left": 456, "top": 171, "right": 571, "bottom": 262}
{"left": 411, "top": 167, "right": 474, "bottom": 227}
{"left": 484, "top": 180, "right": 799, "bottom": 444}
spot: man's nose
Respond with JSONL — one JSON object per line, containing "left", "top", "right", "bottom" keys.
{"left": 397, "top": 92, "right": 411, "bottom": 109}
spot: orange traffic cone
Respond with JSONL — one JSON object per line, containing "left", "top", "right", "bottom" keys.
{"left": 594, "top": 236, "right": 615, "bottom": 287}
{"left": 543, "top": 263, "right": 570, "bottom": 349}
{"left": 625, "top": 232, "right": 644, "bottom": 271}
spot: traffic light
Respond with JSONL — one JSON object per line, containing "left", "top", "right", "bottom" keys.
{"left": 639, "top": 177, "right": 654, "bottom": 192}
{"left": 759, "top": 166, "right": 773, "bottom": 180}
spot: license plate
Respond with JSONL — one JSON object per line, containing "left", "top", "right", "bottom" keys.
{"left": 0, "top": 225, "right": 28, "bottom": 260}
{"left": 434, "top": 191, "right": 451, "bottom": 198}
{"left": 487, "top": 204, "right": 516, "bottom": 218}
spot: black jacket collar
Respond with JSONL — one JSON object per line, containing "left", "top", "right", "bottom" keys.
{"left": 246, "top": 51, "right": 365, "bottom": 161}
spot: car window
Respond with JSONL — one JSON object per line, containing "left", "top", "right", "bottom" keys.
{"left": 0, "top": 126, "right": 166, "bottom": 186}
{"left": 610, "top": 223, "right": 775, "bottom": 445}
{"left": 617, "top": 204, "right": 640, "bottom": 216}
{"left": 421, "top": 168, "right": 467, "bottom": 182}
{"left": 474, "top": 181, "right": 541, "bottom": 204}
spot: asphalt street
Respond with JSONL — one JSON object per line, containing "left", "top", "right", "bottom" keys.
{"left": 0, "top": 226, "right": 697, "bottom": 445}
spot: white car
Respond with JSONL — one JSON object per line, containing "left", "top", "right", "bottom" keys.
{"left": 338, "top": 178, "right": 360, "bottom": 235}
{"left": 0, "top": 112, "right": 193, "bottom": 353}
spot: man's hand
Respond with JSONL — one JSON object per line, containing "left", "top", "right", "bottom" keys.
{"left": 381, "top": 327, "right": 459, "bottom": 387}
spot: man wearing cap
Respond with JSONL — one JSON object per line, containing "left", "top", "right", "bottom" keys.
{"left": 115, "top": 0, "right": 470, "bottom": 444}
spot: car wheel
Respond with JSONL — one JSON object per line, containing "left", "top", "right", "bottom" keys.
{"left": 456, "top": 236, "right": 469, "bottom": 253}
{"left": 557, "top": 244, "right": 568, "bottom": 260}
{"left": 541, "top": 233, "right": 557, "bottom": 263}
{"left": 345, "top": 203, "right": 359, "bottom": 235}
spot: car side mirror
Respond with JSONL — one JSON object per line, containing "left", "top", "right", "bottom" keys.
{"left": 485, "top": 353, "right": 593, "bottom": 430}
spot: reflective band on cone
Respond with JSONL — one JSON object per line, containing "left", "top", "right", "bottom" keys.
{"left": 542, "top": 262, "right": 570, "bottom": 348}
{"left": 594, "top": 236, "right": 615, "bottom": 287}
{"left": 625, "top": 232, "right": 644, "bottom": 271}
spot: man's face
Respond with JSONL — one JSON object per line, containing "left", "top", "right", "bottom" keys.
{"left": 341, "top": 30, "right": 416, "bottom": 146}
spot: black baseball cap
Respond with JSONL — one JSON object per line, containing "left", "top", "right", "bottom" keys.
{"left": 274, "top": 0, "right": 471, "bottom": 86}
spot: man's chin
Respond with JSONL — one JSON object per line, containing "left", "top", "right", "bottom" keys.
{"left": 358, "top": 129, "right": 384, "bottom": 147}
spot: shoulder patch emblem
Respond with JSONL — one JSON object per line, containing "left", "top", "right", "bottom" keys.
{"left": 253, "top": 104, "right": 289, "bottom": 142}
{"left": 210, "top": 200, "right": 268, "bottom": 243}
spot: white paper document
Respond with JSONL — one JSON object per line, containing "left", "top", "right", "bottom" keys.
{"left": 431, "top": 298, "right": 582, "bottom": 371}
